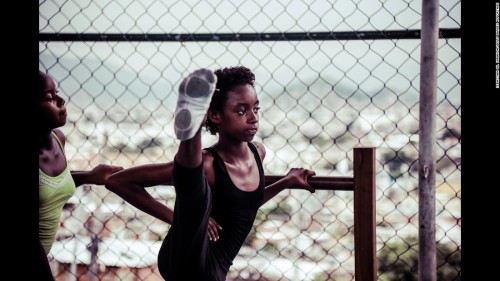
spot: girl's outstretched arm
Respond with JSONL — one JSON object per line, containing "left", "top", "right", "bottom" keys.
{"left": 261, "top": 167, "right": 316, "bottom": 206}
{"left": 105, "top": 162, "right": 175, "bottom": 224}
{"left": 71, "top": 164, "right": 124, "bottom": 187}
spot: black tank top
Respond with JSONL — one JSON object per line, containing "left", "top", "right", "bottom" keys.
{"left": 204, "top": 142, "right": 265, "bottom": 270}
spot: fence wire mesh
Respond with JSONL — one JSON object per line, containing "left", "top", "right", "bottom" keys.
{"left": 39, "top": 0, "right": 461, "bottom": 280}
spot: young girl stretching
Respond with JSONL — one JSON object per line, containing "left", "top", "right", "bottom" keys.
{"left": 38, "top": 70, "right": 123, "bottom": 280}
{"left": 105, "top": 66, "right": 315, "bottom": 281}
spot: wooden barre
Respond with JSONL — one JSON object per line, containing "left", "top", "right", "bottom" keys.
{"left": 265, "top": 175, "right": 354, "bottom": 191}
{"left": 163, "top": 176, "right": 354, "bottom": 191}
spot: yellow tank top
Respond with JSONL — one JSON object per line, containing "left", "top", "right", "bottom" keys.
{"left": 39, "top": 131, "right": 76, "bottom": 254}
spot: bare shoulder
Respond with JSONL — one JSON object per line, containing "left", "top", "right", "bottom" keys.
{"left": 250, "top": 141, "right": 266, "bottom": 160}
{"left": 52, "top": 128, "right": 66, "bottom": 146}
{"left": 202, "top": 150, "right": 215, "bottom": 171}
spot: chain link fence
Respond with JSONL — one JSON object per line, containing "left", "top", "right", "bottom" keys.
{"left": 39, "top": 0, "right": 461, "bottom": 280}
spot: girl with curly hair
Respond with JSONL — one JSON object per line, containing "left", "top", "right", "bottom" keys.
{"left": 105, "top": 66, "right": 315, "bottom": 281}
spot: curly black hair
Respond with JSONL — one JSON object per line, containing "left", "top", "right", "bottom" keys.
{"left": 205, "top": 66, "right": 256, "bottom": 135}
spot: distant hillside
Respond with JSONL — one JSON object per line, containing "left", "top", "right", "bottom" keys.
{"left": 40, "top": 52, "right": 421, "bottom": 111}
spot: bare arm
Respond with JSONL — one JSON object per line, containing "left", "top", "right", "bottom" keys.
{"left": 105, "top": 162, "right": 175, "bottom": 224}
{"left": 250, "top": 141, "right": 315, "bottom": 206}
{"left": 71, "top": 164, "right": 124, "bottom": 187}
{"left": 261, "top": 168, "right": 316, "bottom": 206}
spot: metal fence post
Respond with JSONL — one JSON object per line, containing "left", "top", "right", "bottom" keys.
{"left": 419, "top": 0, "right": 439, "bottom": 280}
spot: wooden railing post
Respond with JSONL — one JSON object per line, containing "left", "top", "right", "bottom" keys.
{"left": 266, "top": 147, "right": 376, "bottom": 279}
{"left": 353, "top": 147, "right": 376, "bottom": 281}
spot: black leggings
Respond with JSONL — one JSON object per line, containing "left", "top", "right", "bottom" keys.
{"left": 157, "top": 161, "right": 226, "bottom": 281}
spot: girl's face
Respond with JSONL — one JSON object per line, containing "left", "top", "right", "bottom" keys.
{"left": 215, "top": 84, "right": 260, "bottom": 142}
{"left": 39, "top": 73, "right": 67, "bottom": 131}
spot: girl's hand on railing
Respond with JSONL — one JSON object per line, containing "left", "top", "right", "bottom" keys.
{"left": 285, "top": 168, "right": 316, "bottom": 193}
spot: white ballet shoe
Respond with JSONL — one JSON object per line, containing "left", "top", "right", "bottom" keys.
{"left": 174, "top": 68, "right": 217, "bottom": 141}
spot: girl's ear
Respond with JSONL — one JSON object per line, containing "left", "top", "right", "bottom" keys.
{"left": 208, "top": 109, "right": 221, "bottom": 124}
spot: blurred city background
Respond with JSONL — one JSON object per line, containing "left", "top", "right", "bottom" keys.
{"left": 39, "top": 0, "right": 461, "bottom": 280}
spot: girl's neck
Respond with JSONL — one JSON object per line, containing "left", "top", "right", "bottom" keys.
{"left": 39, "top": 130, "right": 53, "bottom": 151}
{"left": 213, "top": 139, "right": 251, "bottom": 164}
